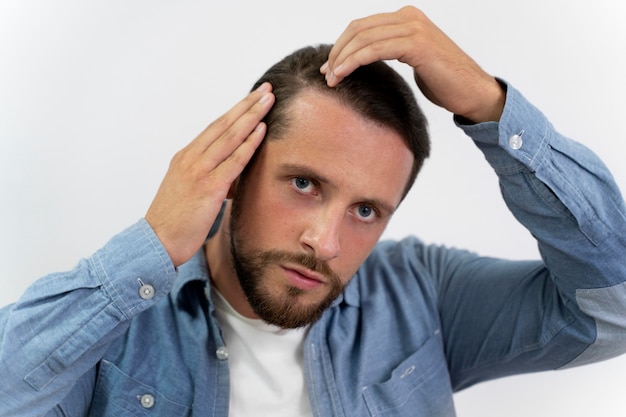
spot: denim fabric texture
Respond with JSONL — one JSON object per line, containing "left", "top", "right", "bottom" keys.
{"left": 1, "top": 83, "right": 625, "bottom": 417}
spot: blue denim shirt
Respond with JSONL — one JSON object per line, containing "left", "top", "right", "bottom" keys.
{"left": 1, "top": 83, "right": 626, "bottom": 417}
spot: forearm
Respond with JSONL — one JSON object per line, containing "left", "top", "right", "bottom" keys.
{"left": 0, "top": 219, "right": 177, "bottom": 416}
{"left": 459, "top": 81, "right": 626, "bottom": 362}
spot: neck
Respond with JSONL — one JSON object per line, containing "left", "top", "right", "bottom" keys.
{"left": 204, "top": 201, "right": 258, "bottom": 319}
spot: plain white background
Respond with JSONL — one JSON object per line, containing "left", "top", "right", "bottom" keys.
{"left": 1, "top": 0, "right": 625, "bottom": 415}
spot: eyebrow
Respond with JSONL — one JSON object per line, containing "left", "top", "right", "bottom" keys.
{"left": 278, "top": 162, "right": 398, "bottom": 215}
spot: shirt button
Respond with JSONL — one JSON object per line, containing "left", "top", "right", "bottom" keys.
{"left": 139, "top": 393, "right": 155, "bottom": 409}
{"left": 216, "top": 346, "right": 229, "bottom": 360}
{"left": 139, "top": 283, "right": 155, "bottom": 300}
{"left": 508, "top": 133, "right": 523, "bottom": 150}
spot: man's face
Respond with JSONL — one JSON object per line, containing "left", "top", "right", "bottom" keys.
{"left": 229, "top": 90, "right": 413, "bottom": 328}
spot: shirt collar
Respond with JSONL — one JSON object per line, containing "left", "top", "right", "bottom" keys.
{"left": 341, "top": 271, "right": 361, "bottom": 307}
{"left": 171, "top": 248, "right": 211, "bottom": 303}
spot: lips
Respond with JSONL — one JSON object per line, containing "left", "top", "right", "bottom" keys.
{"left": 281, "top": 264, "right": 326, "bottom": 291}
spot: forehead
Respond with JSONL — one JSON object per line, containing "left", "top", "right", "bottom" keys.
{"left": 262, "top": 90, "right": 414, "bottom": 208}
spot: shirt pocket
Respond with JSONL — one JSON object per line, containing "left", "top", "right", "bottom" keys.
{"left": 88, "top": 360, "right": 191, "bottom": 417}
{"left": 361, "top": 333, "right": 455, "bottom": 417}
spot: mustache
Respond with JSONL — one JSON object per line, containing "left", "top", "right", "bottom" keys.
{"left": 257, "top": 249, "right": 340, "bottom": 281}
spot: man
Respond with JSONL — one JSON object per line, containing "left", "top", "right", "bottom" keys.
{"left": 1, "top": 6, "right": 625, "bottom": 417}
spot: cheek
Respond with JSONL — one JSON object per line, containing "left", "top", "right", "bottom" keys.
{"left": 238, "top": 184, "right": 303, "bottom": 243}
{"left": 332, "top": 227, "right": 383, "bottom": 283}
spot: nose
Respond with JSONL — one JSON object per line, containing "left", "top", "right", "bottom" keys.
{"left": 300, "top": 207, "right": 342, "bottom": 261}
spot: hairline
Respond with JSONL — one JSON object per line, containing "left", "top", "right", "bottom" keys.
{"left": 262, "top": 86, "right": 416, "bottom": 201}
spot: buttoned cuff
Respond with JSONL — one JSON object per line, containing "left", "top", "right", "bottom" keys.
{"left": 89, "top": 218, "right": 178, "bottom": 319}
{"left": 455, "top": 80, "right": 552, "bottom": 176}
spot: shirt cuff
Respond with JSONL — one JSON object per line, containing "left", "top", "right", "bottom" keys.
{"left": 455, "top": 79, "right": 552, "bottom": 176}
{"left": 89, "top": 218, "right": 178, "bottom": 319}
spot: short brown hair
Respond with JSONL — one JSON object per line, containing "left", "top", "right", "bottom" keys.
{"left": 251, "top": 44, "right": 430, "bottom": 199}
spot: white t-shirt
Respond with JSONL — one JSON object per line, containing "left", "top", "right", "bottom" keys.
{"left": 211, "top": 288, "right": 314, "bottom": 417}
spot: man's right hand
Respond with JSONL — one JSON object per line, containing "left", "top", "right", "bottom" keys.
{"left": 145, "top": 82, "right": 275, "bottom": 267}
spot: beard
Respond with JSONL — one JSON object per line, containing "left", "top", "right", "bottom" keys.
{"left": 229, "top": 197, "right": 345, "bottom": 329}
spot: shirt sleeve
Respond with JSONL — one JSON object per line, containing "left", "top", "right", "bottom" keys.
{"left": 436, "top": 81, "right": 626, "bottom": 389}
{"left": 0, "top": 218, "right": 178, "bottom": 417}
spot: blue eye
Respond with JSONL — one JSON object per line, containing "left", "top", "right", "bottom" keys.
{"left": 291, "top": 177, "right": 316, "bottom": 195}
{"left": 294, "top": 177, "right": 310, "bottom": 190}
{"left": 357, "top": 205, "right": 373, "bottom": 218}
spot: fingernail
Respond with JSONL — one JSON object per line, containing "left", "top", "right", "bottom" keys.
{"left": 259, "top": 92, "right": 272, "bottom": 104}
{"left": 327, "top": 71, "right": 336, "bottom": 86}
{"left": 256, "top": 82, "right": 271, "bottom": 93}
{"left": 320, "top": 61, "right": 329, "bottom": 74}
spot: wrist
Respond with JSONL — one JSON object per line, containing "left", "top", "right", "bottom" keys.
{"left": 462, "top": 77, "right": 507, "bottom": 124}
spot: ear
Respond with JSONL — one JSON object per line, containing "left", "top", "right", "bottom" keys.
{"left": 226, "top": 177, "right": 239, "bottom": 199}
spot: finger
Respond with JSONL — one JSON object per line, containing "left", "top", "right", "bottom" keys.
{"left": 326, "top": 34, "right": 416, "bottom": 87}
{"left": 185, "top": 82, "right": 273, "bottom": 154}
{"left": 202, "top": 89, "right": 274, "bottom": 170}
{"left": 211, "top": 121, "right": 268, "bottom": 186}
{"left": 327, "top": 10, "right": 400, "bottom": 70}
{"left": 324, "top": 12, "right": 417, "bottom": 86}
{"left": 336, "top": 24, "right": 414, "bottom": 67}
